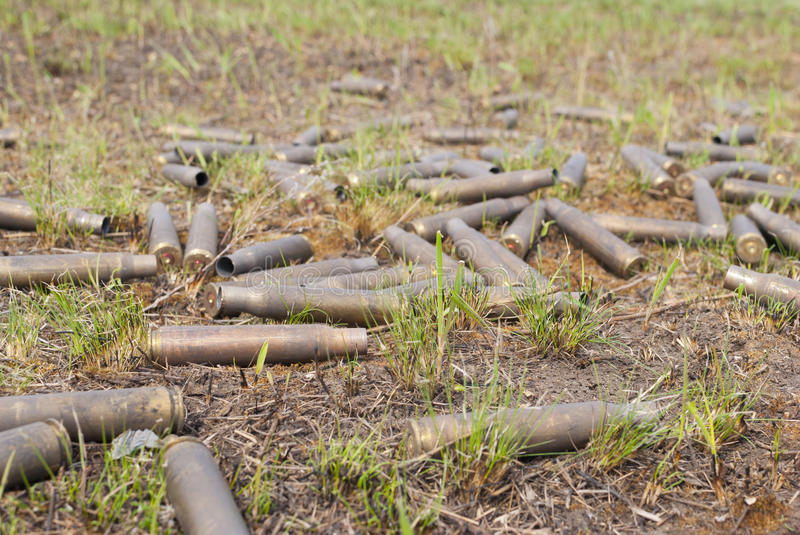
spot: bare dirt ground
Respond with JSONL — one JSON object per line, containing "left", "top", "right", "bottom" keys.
{"left": 2, "top": 3, "right": 800, "bottom": 533}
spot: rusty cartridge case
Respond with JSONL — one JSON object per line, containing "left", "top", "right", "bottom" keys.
{"left": 0, "top": 198, "right": 110, "bottom": 235}
{"left": 487, "top": 91, "right": 538, "bottom": 110}
{"left": 731, "top": 215, "right": 767, "bottom": 264}
{"left": 150, "top": 324, "right": 367, "bottom": 366}
{"left": 620, "top": 145, "right": 674, "bottom": 193}
{"left": 664, "top": 140, "right": 761, "bottom": 161}
{"left": 552, "top": 106, "right": 633, "bottom": 123}
{"left": 746, "top": 202, "right": 800, "bottom": 255}
{"left": 0, "top": 420, "right": 70, "bottom": 489}
{"left": 163, "top": 436, "right": 250, "bottom": 535}
{"left": 407, "top": 168, "right": 555, "bottom": 204}
{"left": 723, "top": 265, "right": 800, "bottom": 310}
{"left": 490, "top": 108, "right": 519, "bottom": 129}
{"left": 423, "top": 127, "right": 518, "bottom": 145}
{"left": 693, "top": 178, "right": 727, "bottom": 240}
{"left": 273, "top": 142, "right": 351, "bottom": 164}
{"left": 232, "top": 257, "right": 379, "bottom": 287}
{"left": 206, "top": 283, "right": 403, "bottom": 325}
{"left": 147, "top": 202, "right": 183, "bottom": 267}
{"left": 713, "top": 124, "right": 757, "bottom": 145}
{"left": 445, "top": 218, "right": 522, "bottom": 285}
{"left": 558, "top": 152, "right": 588, "bottom": 189}
{"left": 184, "top": 202, "right": 217, "bottom": 271}
{"left": 310, "top": 265, "right": 430, "bottom": 290}
{"left": 1, "top": 126, "right": 20, "bottom": 147}
{"left": 0, "top": 252, "right": 157, "bottom": 287}
{"left": 216, "top": 235, "right": 313, "bottom": 278}
{"left": 501, "top": 200, "right": 545, "bottom": 257}
{"left": 409, "top": 196, "right": 530, "bottom": 242}
{"left": 674, "top": 161, "right": 791, "bottom": 198}
{"left": 546, "top": 199, "right": 647, "bottom": 278}
{"left": 162, "top": 164, "right": 209, "bottom": 188}
{"left": 721, "top": 179, "right": 800, "bottom": 207}
{"left": 159, "top": 124, "right": 254, "bottom": 145}
{"left": 0, "top": 386, "right": 184, "bottom": 442}
{"left": 406, "top": 401, "right": 655, "bottom": 457}
{"left": 591, "top": 214, "right": 710, "bottom": 243}
{"left": 271, "top": 173, "right": 321, "bottom": 210}
{"left": 383, "top": 224, "right": 464, "bottom": 272}
{"left": 637, "top": 147, "right": 685, "bottom": 177}
{"left": 330, "top": 74, "right": 390, "bottom": 98}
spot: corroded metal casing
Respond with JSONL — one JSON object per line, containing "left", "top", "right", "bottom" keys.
{"left": 478, "top": 146, "right": 508, "bottom": 164}
{"left": 232, "top": 257, "right": 379, "bottom": 287}
{"left": 147, "top": 202, "right": 183, "bottom": 268}
{"left": 546, "top": 199, "right": 647, "bottom": 278}
{"left": 501, "top": 200, "right": 545, "bottom": 257}
{"left": 163, "top": 436, "right": 250, "bottom": 535}
{"left": 273, "top": 142, "right": 351, "bottom": 164}
{"left": 723, "top": 265, "right": 800, "bottom": 309}
{"left": 423, "top": 127, "right": 518, "bottom": 145}
{"left": 637, "top": 147, "right": 685, "bottom": 177}
{"left": 0, "top": 420, "right": 70, "bottom": 489}
{"left": 272, "top": 174, "right": 321, "bottom": 210}
{"left": 484, "top": 235, "right": 548, "bottom": 288}
{"left": 408, "top": 168, "right": 555, "bottom": 204}
{"left": 664, "top": 140, "right": 760, "bottom": 161}
{"left": 170, "top": 140, "right": 268, "bottom": 160}
{"left": 675, "top": 161, "right": 792, "bottom": 198}
{"left": 1, "top": 126, "right": 21, "bottom": 147}
{"left": 264, "top": 159, "right": 308, "bottom": 176}
{"left": 721, "top": 179, "right": 800, "bottom": 207}
{"left": 746, "top": 202, "right": 800, "bottom": 255}
{"left": 155, "top": 151, "right": 183, "bottom": 165}
{"left": 490, "top": 108, "right": 519, "bottom": 129}
{"left": 206, "top": 283, "right": 404, "bottom": 325}
{"left": 675, "top": 162, "right": 741, "bottom": 198}
{"left": 558, "top": 152, "right": 588, "bottom": 189}
{"left": 620, "top": 145, "right": 674, "bottom": 194}
{"left": 483, "top": 288, "right": 583, "bottom": 318}
{"left": 487, "top": 91, "right": 538, "bottom": 110}
{"left": 693, "top": 178, "right": 727, "bottom": 240}
{"left": 418, "top": 151, "right": 462, "bottom": 163}
{"left": 445, "top": 218, "right": 521, "bottom": 285}
{"left": 184, "top": 202, "right": 218, "bottom": 271}
{"left": 347, "top": 161, "right": 449, "bottom": 188}
{"left": 445, "top": 159, "right": 501, "bottom": 177}
{"left": 293, "top": 125, "right": 324, "bottom": 146}
{"left": 552, "top": 106, "right": 633, "bottom": 123}
{"left": 383, "top": 225, "right": 465, "bottom": 275}
{"left": 216, "top": 235, "right": 313, "bottom": 278}
{"left": 0, "top": 197, "right": 109, "bottom": 235}
{"left": 405, "top": 401, "right": 656, "bottom": 457}
{"left": 731, "top": 215, "right": 767, "bottom": 264}
{"left": 150, "top": 324, "right": 367, "bottom": 366}
{"left": 162, "top": 164, "right": 209, "bottom": 189}
{"left": 330, "top": 75, "right": 390, "bottom": 98}
{"left": 159, "top": 124, "right": 255, "bottom": 145}
{"left": 591, "top": 214, "right": 710, "bottom": 243}
{"left": 0, "top": 386, "right": 185, "bottom": 442}
{"left": 0, "top": 252, "right": 158, "bottom": 287}
{"left": 408, "top": 196, "right": 531, "bottom": 242}
{"left": 713, "top": 124, "right": 757, "bottom": 145}
{"left": 309, "top": 265, "right": 430, "bottom": 290}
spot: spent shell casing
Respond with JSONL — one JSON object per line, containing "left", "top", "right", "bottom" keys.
{"left": 490, "top": 108, "right": 519, "bottom": 129}
{"left": 155, "top": 151, "right": 184, "bottom": 166}
{"left": 347, "top": 161, "right": 450, "bottom": 188}
{"left": 713, "top": 124, "right": 758, "bottom": 145}
{"left": 731, "top": 214, "right": 767, "bottom": 264}
{"left": 0, "top": 252, "right": 157, "bottom": 287}
{"left": 445, "top": 218, "right": 523, "bottom": 285}
{"left": 418, "top": 151, "right": 463, "bottom": 163}
{"left": 478, "top": 146, "right": 508, "bottom": 164}
{"left": 184, "top": 202, "right": 218, "bottom": 271}
{"left": 484, "top": 237, "right": 549, "bottom": 288}
{"left": 158, "top": 124, "right": 255, "bottom": 145}
{"left": 407, "top": 168, "right": 555, "bottom": 204}
{"left": 664, "top": 140, "right": 761, "bottom": 161}
{"left": 637, "top": 147, "right": 685, "bottom": 177}
{"left": 150, "top": 324, "right": 367, "bottom": 366}
{"left": 487, "top": 91, "right": 539, "bottom": 110}
{"left": 273, "top": 142, "right": 351, "bottom": 164}
{"left": 263, "top": 159, "right": 309, "bottom": 176}
{"left": 405, "top": 401, "right": 656, "bottom": 457}
{"left": 323, "top": 115, "right": 420, "bottom": 143}
{"left": 0, "top": 420, "right": 70, "bottom": 489}
{"left": 500, "top": 200, "right": 545, "bottom": 257}
{"left": 723, "top": 265, "right": 800, "bottom": 309}
{"left": 552, "top": 106, "right": 633, "bottom": 123}
{"left": 293, "top": 125, "right": 324, "bottom": 146}
{"left": 330, "top": 74, "right": 390, "bottom": 98}
{"left": 147, "top": 202, "right": 182, "bottom": 267}
{"left": 620, "top": 145, "right": 674, "bottom": 193}
{"left": 0, "top": 197, "right": 109, "bottom": 235}
{"left": 483, "top": 287, "right": 583, "bottom": 319}
{"left": 445, "top": 158, "right": 501, "bottom": 177}
{"left": 0, "top": 386, "right": 184, "bottom": 441}
{"left": 557, "top": 152, "right": 588, "bottom": 189}
{"left": 216, "top": 235, "right": 313, "bottom": 278}
{"left": 232, "top": 257, "right": 379, "bottom": 286}
{"left": 675, "top": 161, "right": 792, "bottom": 198}
{"left": 713, "top": 98, "right": 754, "bottom": 118}
{"left": 408, "top": 196, "right": 531, "bottom": 242}
{"left": 591, "top": 214, "right": 711, "bottom": 243}
{"left": 746, "top": 202, "right": 800, "bottom": 255}
{"left": 1, "top": 126, "right": 21, "bottom": 147}
{"left": 383, "top": 225, "right": 464, "bottom": 272}
{"left": 162, "top": 164, "right": 209, "bottom": 189}
{"left": 309, "top": 265, "right": 430, "bottom": 290}
{"left": 423, "top": 127, "right": 518, "bottom": 145}
{"left": 693, "top": 177, "right": 727, "bottom": 240}
{"left": 546, "top": 199, "right": 647, "bottom": 278}
{"left": 721, "top": 179, "right": 800, "bottom": 207}
{"left": 163, "top": 436, "right": 250, "bottom": 535}
{"left": 170, "top": 140, "right": 269, "bottom": 160}
{"left": 271, "top": 173, "right": 321, "bottom": 210}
